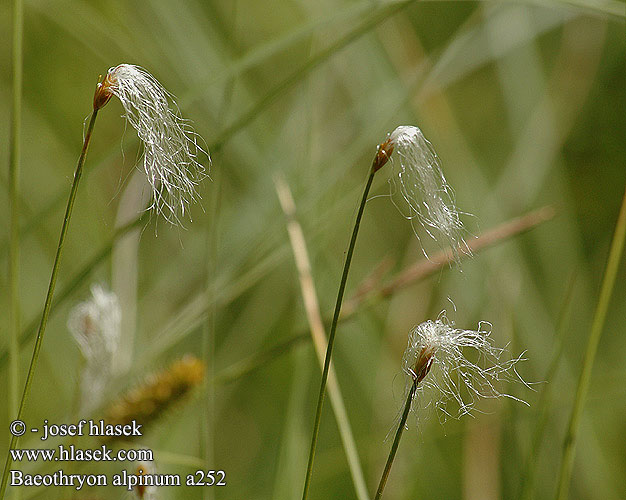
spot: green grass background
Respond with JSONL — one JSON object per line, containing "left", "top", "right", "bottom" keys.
{"left": 0, "top": 0, "right": 625, "bottom": 499}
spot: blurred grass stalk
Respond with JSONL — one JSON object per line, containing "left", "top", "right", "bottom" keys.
{"left": 300, "top": 168, "right": 376, "bottom": 500}
{"left": 275, "top": 175, "right": 369, "bottom": 500}
{"left": 519, "top": 273, "right": 576, "bottom": 500}
{"left": 555, "top": 186, "right": 626, "bottom": 500}
{"left": 202, "top": 163, "right": 222, "bottom": 500}
{"left": 0, "top": 109, "right": 100, "bottom": 499}
{"left": 7, "top": 0, "right": 23, "bottom": 497}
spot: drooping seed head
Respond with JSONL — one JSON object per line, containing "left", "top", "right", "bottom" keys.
{"left": 94, "top": 64, "right": 210, "bottom": 225}
{"left": 402, "top": 313, "right": 528, "bottom": 420}
{"left": 373, "top": 125, "right": 470, "bottom": 263}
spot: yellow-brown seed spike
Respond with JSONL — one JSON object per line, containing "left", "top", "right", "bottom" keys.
{"left": 371, "top": 137, "right": 395, "bottom": 173}
{"left": 93, "top": 72, "right": 115, "bottom": 111}
{"left": 103, "top": 355, "right": 205, "bottom": 440}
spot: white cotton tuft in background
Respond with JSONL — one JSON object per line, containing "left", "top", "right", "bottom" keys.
{"left": 68, "top": 284, "right": 121, "bottom": 413}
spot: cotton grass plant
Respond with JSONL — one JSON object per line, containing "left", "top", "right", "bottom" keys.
{"left": 0, "top": 64, "right": 209, "bottom": 497}
{"left": 94, "top": 64, "right": 209, "bottom": 225}
{"left": 374, "top": 313, "right": 529, "bottom": 499}
{"left": 302, "top": 125, "right": 471, "bottom": 500}
{"left": 4, "top": 3, "right": 622, "bottom": 499}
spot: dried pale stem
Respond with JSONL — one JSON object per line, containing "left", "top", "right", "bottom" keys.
{"left": 301, "top": 170, "right": 375, "bottom": 500}
{"left": 342, "top": 205, "right": 555, "bottom": 318}
{"left": 0, "top": 110, "right": 99, "bottom": 499}
{"left": 275, "top": 175, "right": 369, "bottom": 500}
{"left": 375, "top": 377, "right": 419, "bottom": 500}
{"left": 555, "top": 185, "right": 626, "bottom": 500}
{"left": 211, "top": 207, "right": 554, "bottom": 388}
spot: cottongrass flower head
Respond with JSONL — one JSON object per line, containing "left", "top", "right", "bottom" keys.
{"left": 132, "top": 458, "right": 158, "bottom": 500}
{"left": 94, "top": 64, "right": 209, "bottom": 225}
{"left": 374, "top": 125, "right": 469, "bottom": 264}
{"left": 68, "top": 284, "right": 121, "bottom": 413}
{"left": 401, "top": 312, "right": 529, "bottom": 421}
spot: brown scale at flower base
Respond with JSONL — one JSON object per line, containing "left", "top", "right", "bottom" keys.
{"left": 412, "top": 345, "right": 435, "bottom": 384}
{"left": 93, "top": 72, "right": 115, "bottom": 111}
{"left": 372, "top": 137, "right": 395, "bottom": 173}
{"left": 103, "top": 355, "right": 205, "bottom": 440}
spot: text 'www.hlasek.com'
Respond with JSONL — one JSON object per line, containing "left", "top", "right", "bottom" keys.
{"left": 8, "top": 419, "right": 226, "bottom": 491}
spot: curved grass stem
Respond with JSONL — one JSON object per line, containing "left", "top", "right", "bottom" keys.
{"left": 555, "top": 185, "right": 626, "bottom": 500}
{"left": 301, "top": 170, "right": 375, "bottom": 500}
{"left": 0, "top": 110, "right": 99, "bottom": 499}
{"left": 375, "top": 377, "right": 419, "bottom": 500}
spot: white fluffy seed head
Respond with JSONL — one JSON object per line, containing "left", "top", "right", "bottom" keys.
{"left": 68, "top": 284, "right": 121, "bottom": 361}
{"left": 68, "top": 284, "right": 121, "bottom": 413}
{"left": 402, "top": 312, "right": 528, "bottom": 420}
{"left": 134, "top": 458, "right": 157, "bottom": 499}
{"left": 98, "top": 64, "right": 209, "bottom": 225}
{"left": 382, "top": 125, "right": 470, "bottom": 263}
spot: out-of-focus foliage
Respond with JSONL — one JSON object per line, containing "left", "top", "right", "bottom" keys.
{"left": 0, "top": 1, "right": 624, "bottom": 499}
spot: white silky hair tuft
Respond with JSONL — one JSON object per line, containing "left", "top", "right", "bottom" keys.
{"left": 387, "top": 125, "right": 469, "bottom": 263}
{"left": 401, "top": 312, "right": 529, "bottom": 421}
{"left": 104, "top": 64, "right": 209, "bottom": 225}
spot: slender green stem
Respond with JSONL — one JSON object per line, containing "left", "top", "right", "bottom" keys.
{"left": 301, "top": 170, "right": 375, "bottom": 500}
{"left": 375, "top": 377, "right": 418, "bottom": 500}
{"left": 8, "top": 0, "right": 23, "bottom": 433}
{"left": 555, "top": 185, "right": 626, "bottom": 500}
{"left": 8, "top": 1, "right": 23, "bottom": 498}
{"left": 0, "top": 216, "right": 144, "bottom": 372}
{"left": 0, "top": 110, "right": 99, "bottom": 499}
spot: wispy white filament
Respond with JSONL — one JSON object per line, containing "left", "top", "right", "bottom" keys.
{"left": 68, "top": 284, "right": 121, "bottom": 413}
{"left": 402, "top": 312, "right": 528, "bottom": 420}
{"left": 104, "top": 64, "right": 209, "bottom": 225}
{"left": 387, "top": 125, "right": 469, "bottom": 262}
